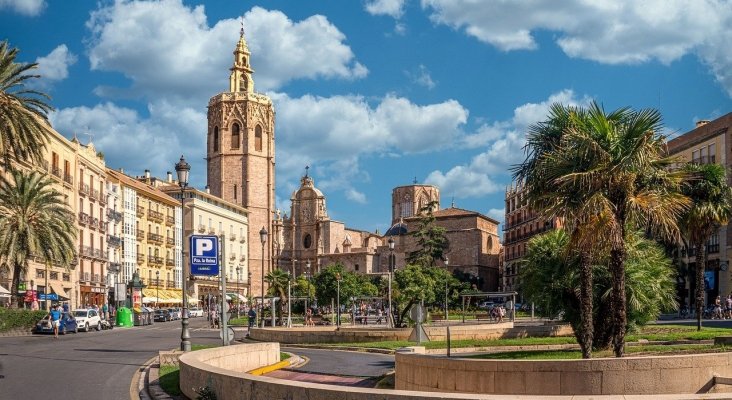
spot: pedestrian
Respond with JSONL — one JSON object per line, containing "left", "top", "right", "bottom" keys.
{"left": 102, "top": 303, "right": 109, "bottom": 321}
{"left": 247, "top": 307, "right": 256, "bottom": 329}
{"left": 50, "top": 305, "right": 62, "bottom": 339}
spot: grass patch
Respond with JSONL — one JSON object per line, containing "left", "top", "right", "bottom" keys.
{"left": 466, "top": 344, "right": 730, "bottom": 360}
{"left": 280, "top": 352, "right": 290, "bottom": 361}
{"left": 158, "top": 365, "right": 181, "bottom": 396}
{"left": 191, "top": 343, "right": 218, "bottom": 351}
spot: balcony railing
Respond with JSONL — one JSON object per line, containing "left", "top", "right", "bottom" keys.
{"left": 63, "top": 174, "right": 73, "bottom": 185}
{"left": 98, "top": 220, "right": 108, "bottom": 231}
{"left": 108, "top": 262, "right": 121, "bottom": 272}
{"left": 90, "top": 217, "right": 99, "bottom": 231}
{"left": 229, "top": 253, "right": 237, "bottom": 260}
{"left": 240, "top": 237, "right": 246, "bottom": 243}
{"left": 136, "top": 254, "right": 145, "bottom": 264}
{"left": 167, "top": 280, "right": 176, "bottom": 288}
{"left": 136, "top": 230, "right": 145, "bottom": 240}
{"left": 108, "top": 235, "right": 122, "bottom": 248}
{"left": 148, "top": 209, "right": 164, "bottom": 222}
{"left": 51, "top": 166, "right": 62, "bottom": 178}
{"left": 208, "top": 227, "right": 216, "bottom": 234}
{"left": 40, "top": 159, "right": 49, "bottom": 172}
{"left": 229, "top": 234, "right": 237, "bottom": 241}
{"left": 90, "top": 189, "right": 99, "bottom": 202}
{"left": 79, "top": 183, "right": 90, "bottom": 196}
{"left": 107, "top": 209, "right": 123, "bottom": 222}
{"left": 165, "top": 236, "right": 175, "bottom": 246}
{"left": 165, "top": 215, "right": 175, "bottom": 226}
{"left": 166, "top": 258, "right": 175, "bottom": 266}
{"left": 92, "top": 248, "right": 105, "bottom": 260}
{"left": 197, "top": 224, "right": 206, "bottom": 233}
{"left": 78, "top": 212, "right": 90, "bottom": 225}
{"left": 82, "top": 272, "right": 90, "bottom": 282}
{"left": 99, "top": 192, "right": 107, "bottom": 205}
{"left": 240, "top": 255, "right": 246, "bottom": 262}
{"left": 79, "top": 245, "right": 92, "bottom": 258}
{"left": 92, "top": 274, "right": 100, "bottom": 283}
{"left": 147, "top": 232, "right": 164, "bottom": 244}
{"left": 136, "top": 205, "right": 145, "bottom": 217}
{"left": 148, "top": 255, "right": 164, "bottom": 265}
{"left": 692, "top": 155, "right": 716, "bottom": 165}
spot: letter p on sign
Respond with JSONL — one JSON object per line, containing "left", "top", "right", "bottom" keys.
{"left": 195, "top": 238, "right": 213, "bottom": 256}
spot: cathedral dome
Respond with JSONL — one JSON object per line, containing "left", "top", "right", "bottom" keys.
{"left": 385, "top": 222, "right": 408, "bottom": 236}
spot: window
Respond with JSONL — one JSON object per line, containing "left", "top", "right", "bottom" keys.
{"left": 231, "top": 123, "right": 240, "bottom": 149}
{"left": 234, "top": 184, "right": 237, "bottom": 200}
{"left": 36, "top": 269, "right": 45, "bottom": 279}
{"left": 303, "top": 234, "right": 312, "bottom": 249}
{"left": 50, "top": 272, "right": 59, "bottom": 280}
{"left": 63, "top": 273, "right": 70, "bottom": 282}
{"left": 255, "top": 125, "right": 263, "bottom": 151}
{"left": 355, "top": 264, "right": 359, "bottom": 271}
{"left": 399, "top": 201, "right": 412, "bottom": 218}
{"left": 213, "top": 126, "right": 219, "bottom": 152}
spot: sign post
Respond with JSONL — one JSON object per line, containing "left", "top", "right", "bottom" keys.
{"left": 190, "top": 235, "right": 220, "bottom": 276}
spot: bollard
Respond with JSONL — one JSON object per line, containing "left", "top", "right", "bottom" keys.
{"left": 447, "top": 325, "right": 451, "bottom": 357}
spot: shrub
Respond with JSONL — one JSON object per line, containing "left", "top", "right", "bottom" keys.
{"left": 0, "top": 308, "right": 47, "bottom": 332}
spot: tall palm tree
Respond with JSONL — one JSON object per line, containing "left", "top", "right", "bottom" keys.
{"left": 0, "top": 170, "right": 76, "bottom": 307}
{"left": 0, "top": 41, "right": 54, "bottom": 167}
{"left": 265, "top": 268, "right": 290, "bottom": 324}
{"left": 679, "top": 162, "right": 732, "bottom": 331}
{"left": 517, "top": 101, "right": 688, "bottom": 357}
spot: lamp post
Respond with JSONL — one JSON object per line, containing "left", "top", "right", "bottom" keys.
{"left": 259, "top": 227, "right": 267, "bottom": 328}
{"left": 156, "top": 270, "right": 160, "bottom": 310}
{"left": 175, "top": 155, "right": 191, "bottom": 352}
{"left": 336, "top": 272, "right": 341, "bottom": 326}
{"left": 305, "top": 260, "right": 311, "bottom": 319}
{"left": 235, "top": 267, "right": 241, "bottom": 318}
{"left": 388, "top": 236, "right": 395, "bottom": 328}
{"left": 444, "top": 257, "right": 449, "bottom": 322}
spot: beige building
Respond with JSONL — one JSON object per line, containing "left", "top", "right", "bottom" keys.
{"left": 105, "top": 177, "right": 123, "bottom": 304}
{"left": 667, "top": 113, "right": 732, "bottom": 306}
{"left": 206, "top": 29, "right": 275, "bottom": 298}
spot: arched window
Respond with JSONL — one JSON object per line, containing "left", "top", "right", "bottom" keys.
{"left": 233, "top": 184, "right": 237, "bottom": 200}
{"left": 255, "top": 125, "right": 263, "bottom": 151}
{"left": 213, "top": 126, "right": 219, "bottom": 152}
{"left": 231, "top": 123, "right": 240, "bottom": 149}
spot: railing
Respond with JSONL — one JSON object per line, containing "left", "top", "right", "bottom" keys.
{"left": 692, "top": 155, "right": 716, "bottom": 165}
{"left": 197, "top": 224, "right": 206, "bottom": 233}
{"left": 148, "top": 232, "right": 164, "bottom": 244}
{"left": 166, "top": 258, "right": 175, "bottom": 266}
{"left": 166, "top": 215, "right": 175, "bottom": 226}
{"left": 108, "top": 262, "right": 121, "bottom": 272}
{"left": 148, "top": 209, "right": 164, "bottom": 222}
{"left": 92, "top": 248, "right": 105, "bottom": 260}
{"left": 167, "top": 280, "right": 176, "bottom": 288}
{"left": 78, "top": 212, "right": 90, "bottom": 225}
{"left": 82, "top": 272, "right": 90, "bottom": 282}
{"left": 137, "top": 230, "right": 145, "bottom": 240}
{"left": 99, "top": 220, "right": 108, "bottom": 231}
{"left": 90, "top": 189, "right": 99, "bottom": 202}
{"left": 79, "top": 183, "right": 90, "bottom": 196}
{"left": 40, "top": 159, "right": 49, "bottom": 172}
{"left": 90, "top": 217, "right": 99, "bottom": 231}
{"left": 136, "top": 254, "right": 145, "bottom": 264}
{"left": 99, "top": 192, "right": 107, "bottom": 205}
{"left": 136, "top": 205, "right": 145, "bottom": 217}
{"left": 166, "top": 236, "right": 175, "bottom": 246}
{"left": 63, "top": 174, "right": 73, "bottom": 185}
{"left": 229, "top": 253, "right": 237, "bottom": 260}
{"left": 52, "top": 166, "right": 62, "bottom": 178}
{"left": 229, "top": 234, "right": 237, "bottom": 241}
{"left": 108, "top": 235, "right": 122, "bottom": 248}
{"left": 240, "top": 255, "right": 246, "bottom": 261}
{"left": 148, "top": 255, "right": 164, "bottom": 265}
{"left": 208, "top": 227, "right": 216, "bottom": 234}
{"left": 92, "top": 274, "right": 100, "bottom": 283}
{"left": 240, "top": 237, "right": 246, "bottom": 243}
{"left": 107, "top": 209, "right": 123, "bottom": 221}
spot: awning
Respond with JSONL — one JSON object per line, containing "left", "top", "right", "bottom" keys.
{"left": 49, "top": 282, "right": 70, "bottom": 300}
{"left": 226, "top": 293, "right": 247, "bottom": 302}
{"left": 0, "top": 285, "right": 10, "bottom": 298}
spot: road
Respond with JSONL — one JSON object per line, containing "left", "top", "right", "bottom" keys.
{"left": 0, "top": 316, "right": 220, "bottom": 400}
{"left": 282, "top": 347, "right": 394, "bottom": 377}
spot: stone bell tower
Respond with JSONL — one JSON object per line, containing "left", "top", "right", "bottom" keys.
{"left": 206, "top": 25, "right": 275, "bottom": 298}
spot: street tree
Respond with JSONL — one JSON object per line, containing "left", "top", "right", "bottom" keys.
{"left": 313, "top": 263, "right": 377, "bottom": 311}
{"left": 406, "top": 201, "right": 449, "bottom": 267}
{"left": 265, "top": 268, "right": 290, "bottom": 324}
{"left": 679, "top": 162, "right": 732, "bottom": 331}
{"left": 0, "top": 41, "right": 54, "bottom": 168}
{"left": 0, "top": 171, "right": 76, "bottom": 307}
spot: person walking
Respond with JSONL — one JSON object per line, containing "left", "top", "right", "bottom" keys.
{"left": 50, "top": 305, "right": 62, "bottom": 339}
{"left": 247, "top": 307, "right": 256, "bottom": 330}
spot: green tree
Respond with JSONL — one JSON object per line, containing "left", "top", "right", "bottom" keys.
{"left": 313, "top": 263, "right": 377, "bottom": 311}
{"left": 0, "top": 171, "right": 76, "bottom": 307}
{"left": 265, "top": 268, "right": 290, "bottom": 324}
{"left": 0, "top": 41, "right": 54, "bottom": 167}
{"left": 393, "top": 264, "right": 436, "bottom": 326}
{"left": 515, "top": 101, "right": 687, "bottom": 357}
{"left": 679, "top": 163, "right": 732, "bottom": 330}
{"left": 406, "top": 201, "right": 449, "bottom": 267}
{"left": 521, "top": 229, "right": 677, "bottom": 350}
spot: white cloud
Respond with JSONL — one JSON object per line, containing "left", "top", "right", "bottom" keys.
{"left": 35, "top": 44, "right": 77, "bottom": 82}
{"left": 49, "top": 101, "right": 207, "bottom": 186}
{"left": 365, "top": 0, "right": 406, "bottom": 18}
{"left": 0, "top": 0, "right": 45, "bottom": 16}
{"left": 421, "top": 0, "right": 732, "bottom": 96}
{"left": 346, "top": 189, "right": 368, "bottom": 204}
{"left": 426, "top": 90, "right": 589, "bottom": 198}
{"left": 487, "top": 208, "right": 505, "bottom": 223}
{"left": 407, "top": 64, "right": 436, "bottom": 89}
{"left": 85, "top": 1, "right": 366, "bottom": 103}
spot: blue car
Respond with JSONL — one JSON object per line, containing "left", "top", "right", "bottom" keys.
{"left": 35, "top": 312, "right": 78, "bottom": 335}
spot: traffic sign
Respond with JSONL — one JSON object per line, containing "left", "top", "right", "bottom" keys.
{"left": 190, "top": 235, "right": 219, "bottom": 276}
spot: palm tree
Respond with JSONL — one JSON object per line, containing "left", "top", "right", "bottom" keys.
{"left": 265, "top": 268, "right": 290, "bottom": 325}
{"left": 516, "top": 101, "right": 688, "bottom": 357}
{"left": 679, "top": 163, "right": 732, "bottom": 331}
{"left": 0, "top": 41, "right": 54, "bottom": 167}
{"left": 0, "top": 170, "right": 76, "bottom": 307}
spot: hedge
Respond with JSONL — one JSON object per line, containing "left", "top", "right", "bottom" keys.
{"left": 0, "top": 308, "right": 48, "bottom": 332}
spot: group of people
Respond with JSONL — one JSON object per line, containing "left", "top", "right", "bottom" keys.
{"left": 489, "top": 304, "right": 507, "bottom": 323}
{"left": 711, "top": 295, "right": 732, "bottom": 319}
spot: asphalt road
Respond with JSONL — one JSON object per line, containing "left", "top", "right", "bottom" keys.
{"left": 283, "top": 347, "right": 394, "bottom": 377}
{"left": 0, "top": 316, "right": 219, "bottom": 400}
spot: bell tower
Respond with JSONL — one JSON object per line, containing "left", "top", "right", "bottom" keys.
{"left": 206, "top": 25, "right": 275, "bottom": 298}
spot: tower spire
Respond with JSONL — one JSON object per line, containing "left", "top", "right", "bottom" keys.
{"left": 229, "top": 17, "right": 254, "bottom": 93}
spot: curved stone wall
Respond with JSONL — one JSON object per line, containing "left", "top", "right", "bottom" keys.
{"left": 395, "top": 351, "right": 732, "bottom": 395}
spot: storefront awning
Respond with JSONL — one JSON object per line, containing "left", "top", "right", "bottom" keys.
{"left": 226, "top": 293, "right": 248, "bottom": 302}
{"left": 0, "top": 285, "right": 10, "bottom": 298}
{"left": 49, "top": 282, "right": 70, "bottom": 300}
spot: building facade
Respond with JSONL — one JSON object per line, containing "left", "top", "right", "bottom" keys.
{"left": 206, "top": 29, "right": 275, "bottom": 298}
{"left": 667, "top": 113, "right": 732, "bottom": 306}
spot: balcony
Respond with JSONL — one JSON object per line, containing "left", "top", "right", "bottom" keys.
{"left": 92, "top": 274, "right": 101, "bottom": 283}
{"left": 165, "top": 215, "right": 175, "bottom": 226}
{"left": 79, "top": 245, "right": 93, "bottom": 258}
{"left": 136, "top": 205, "right": 145, "bottom": 217}
{"left": 166, "top": 258, "right": 175, "bottom": 266}
{"left": 166, "top": 236, "right": 175, "bottom": 247}
{"left": 98, "top": 220, "right": 108, "bottom": 231}
{"left": 147, "top": 232, "right": 164, "bottom": 244}
{"left": 108, "top": 262, "right": 121, "bottom": 272}
{"left": 197, "top": 224, "right": 206, "bottom": 233}
{"left": 40, "top": 159, "right": 49, "bottom": 172}
{"left": 78, "top": 212, "right": 90, "bottom": 226}
{"left": 90, "top": 217, "right": 99, "bottom": 231}
{"left": 107, "top": 209, "right": 123, "bottom": 222}
{"left": 166, "top": 280, "right": 176, "bottom": 288}
{"left": 79, "top": 182, "right": 90, "bottom": 197}
{"left": 92, "top": 248, "right": 105, "bottom": 260}
{"left": 108, "top": 235, "right": 122, "bottom": 248}
{"left": 63, "top": 174, "right": 73, "bottom": 186}
{"left": 229, "top": 253, "right": 237, "bottom": 260}
{"left": 239, "top": 237, "right": 246, "bottom": 243}
{"left": 82, "top": 272, "right": 90, "bottom": 282}
{"left": 207, "top": 227, "right": 216, "bottom": 235}
{"left": 240, "top": 255, "right": 246, "bottom": 262}
{"left": 136, "top": 253, "right": 145, "bottom": 264}
{"left": 99, "top": 192, "right": 107, "bottom": 205}
{"left": 137, "top": 229, "right": 145, "bottom": 240}
{"left": 148, "top": 209, "right": 164, "bottom": 222}
{"left": 148, "top": 255, "right": 164, "bottom": 265}
{"left": 51, "top": 166, "right": 62, "bottom": 179}
{"left": 89, "top": 189, "right": 99, "bottom": 202}
{"left": 229, "top": 234, "right": 237, "bottom": 241}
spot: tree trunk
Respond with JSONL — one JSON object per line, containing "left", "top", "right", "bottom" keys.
{"left": 10, "top": 261, "right": 22, "bottom": 308}
{"left": 593, "top": 298, "right": 613, "bottom": 351}
{"left": 397, "top": 300, "right": 414, "bottom": 328}
{"left": 578, "top": 252, "right": 593, "bottom": 359}
{"left": 695, "top": 242, "right": 706, "bottom": 331}
{"left": 609, "top": 222, "right": 627, "bottom": 357}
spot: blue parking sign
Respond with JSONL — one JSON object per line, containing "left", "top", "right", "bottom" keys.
{"left": 190, "top": 235, "right": 219, "bottom": 276}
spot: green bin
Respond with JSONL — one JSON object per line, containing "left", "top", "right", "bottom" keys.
{"left": 116, "top": 307, "right": 133, "bottom": 328}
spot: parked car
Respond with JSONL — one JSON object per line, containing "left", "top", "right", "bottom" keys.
{"left": 35, "top": 312, "right": 78, "bottom": 335}
{"left": 153, "top": 309, "right": 171, "bottom": 322}
{"left": 168, "top": 308, "right": 181, "bottom": 320}
{"left": 73, "top": 308, "right": 102, "bottom": 332}
{"left": 189, "top": 307, "right": 204, "bottom": 318}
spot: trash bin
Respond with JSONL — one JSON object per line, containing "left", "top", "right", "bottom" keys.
{"left": 116, "top": 307, "right": 133, "bottom": 328}
{"left": 143, "top": 307, "right": 155, "bottom": 325}
{"left": 133, "top": 307, "right": 146, "bottom": 326}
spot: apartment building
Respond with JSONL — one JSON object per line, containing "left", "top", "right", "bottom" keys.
{"left": 667, "top": 113, "right": 732, "bottom": 306}
{"left": 105, "top": 178, "right": 123, "bottom": 305}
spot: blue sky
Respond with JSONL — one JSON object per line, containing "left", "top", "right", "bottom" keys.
{"left": 3, "top": 0, "right": 732, "bottom": 236}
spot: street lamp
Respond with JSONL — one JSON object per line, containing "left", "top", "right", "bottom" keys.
{"left": 175, "top": 155, "right": 191, "bottom": 352}
{"left": 236, "top": 266, "right": 241, "bottom": 318}
{"left": 305, "top": 260, "right": 311, "bottom": 320}
{"left": 156, "top": 270, "right": 160, "bottom": 310}
{"left": 336, "top": 272, "right": 342, "bottom": 326}
{"left": 259, "top": 227, "right": 267, "bottom": 328}
{"left": 444, "top": 257, "right": 449, "bottom": 321}
{"left": 388, "top": 236, "right": 395, "bottom": 328}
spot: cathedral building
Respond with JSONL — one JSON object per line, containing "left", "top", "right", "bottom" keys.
{"left": 206, "top": 28, "right": 275, "bottom": 297}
